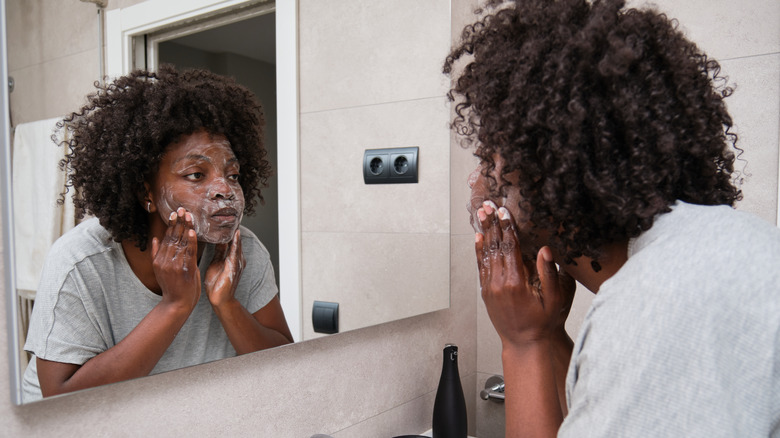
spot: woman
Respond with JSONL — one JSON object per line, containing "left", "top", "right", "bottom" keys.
{"left": 446, "top": 0, "right": 780, "bottom": 436}
{"left": 22, "top": 66, "right": 293, "bottom": 402}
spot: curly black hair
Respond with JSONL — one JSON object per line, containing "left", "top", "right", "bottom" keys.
{"left": 57, "top": 65, "right": 271, "bottom": 251}
{"left": 444, "top": 0, "right": 742, "bottom": 266}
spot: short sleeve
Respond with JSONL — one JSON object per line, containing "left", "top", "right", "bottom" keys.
{"left": 236, "top": 228, "right": 278, "bottom": 315}
{"left": 24, "top": 270, "right": 108, "bottom": 366}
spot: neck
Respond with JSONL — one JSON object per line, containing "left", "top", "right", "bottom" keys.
{"left": 121, "top": 239, "right": 161, "bottom": 293}
{"left": 555, "top": 240, "right": 629, "bottom": 294}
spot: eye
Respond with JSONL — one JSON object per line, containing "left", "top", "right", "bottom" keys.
{"left": 228, "top": 173, "right": 240, "bottom": 181}
{"left": 185, "top": 172, "right": 204, "bottom": 181}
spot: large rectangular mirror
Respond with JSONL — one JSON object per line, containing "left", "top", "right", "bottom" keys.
{"left": 3, "top": 0, "right": 451, "bottom": 404}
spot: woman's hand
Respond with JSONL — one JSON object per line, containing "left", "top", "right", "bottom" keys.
{"left": 151, "top": 207, "right": 201, "bottom": 311}
{"left": 476, "top": 201, "right": 575, "bottom": 349}
{"left": 203, "top": 229, "right": 292, "bottom": 353}
{"left": 204, "top": 228, "right": 245, "bottom": 309}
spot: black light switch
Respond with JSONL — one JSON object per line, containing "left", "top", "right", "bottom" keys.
{"left": 312, "top": 301, "right": 339, "bottom": 334}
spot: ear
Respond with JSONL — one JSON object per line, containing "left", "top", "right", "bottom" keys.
{"left": 139, "top": 182, "right": 156, "bottom": 213}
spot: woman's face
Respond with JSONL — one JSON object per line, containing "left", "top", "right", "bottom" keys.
{"left": 468, "top": 154, "right": 541, "bottom": 254}
{"left": 150, "top": 130, "right": 245, "bottom": 244}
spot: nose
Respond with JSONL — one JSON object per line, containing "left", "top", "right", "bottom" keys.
{"left": 468, "top": 168, "right": 487, "bottom": 213}
{"left": 467, "top": 166, "right": 481, "bottom": 189}
{"left": 209, "top": 177, "right": 235, "bottom": 200}
{"left": 467, "top": 167, "right": 486, "bottom": 234}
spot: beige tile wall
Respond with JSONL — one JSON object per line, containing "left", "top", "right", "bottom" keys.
{"left": 298, "top": 0, "right": 450, "bottom": 113}
{"left": 7, "top": 0, "right": 99, "bottom": 127}
{"left": 298, "top": 0, "right": 453, "bottom": 339}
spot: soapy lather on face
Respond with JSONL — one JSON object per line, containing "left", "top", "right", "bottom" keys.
{"left": 152, "top": 132, "right": 246, "bottom": 245}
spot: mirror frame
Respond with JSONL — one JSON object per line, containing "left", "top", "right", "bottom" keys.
{"left": 1, "top": 0, "right": 24, "bottom": 405}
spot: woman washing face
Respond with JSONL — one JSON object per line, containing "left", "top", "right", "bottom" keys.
{"left": 446, "top": 0, "right": 780, "bottom": 436}
{"left": 21, "top": 66, "right": 293, "bottom": 402}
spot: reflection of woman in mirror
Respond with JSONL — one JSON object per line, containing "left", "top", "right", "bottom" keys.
{"left": 22, "top": 66, "right": 293, "bottom": 402}
{"left": 446, "top": 0, "right": 780, "bottom": 436}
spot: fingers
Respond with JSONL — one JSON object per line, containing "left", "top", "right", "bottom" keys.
{"left": 497, "top": 206, "right": 524, "bottom": 286}
{"left": 479, "top": 201, "right": 501, "bottom": 258}
{"left": 213, "top": 242, "right": 228, "bottom": 262}
{"left": 558, "top": 270, "right": 577, "bottom": 297}
{"left": 230, "top": 228, "right": 244, "bottom": 265}
{"left": 536, "top": 246, "right": 558, "bottom": 300}
{"left": 475, "top": 232, "right": 487, "bottom": 288}
{"left": 204, "top": 229, "right": 244, "bottom": 304}
{"left": 164, "top": 209, "right": 184, "bottom": 243}
{"left": 478, "top": 201, "right": 505, "bottom": 284}
{"left": 161, "top": 207, "right": 197, "bottom": 263}
{"left": 476, "top": 201, "right": 500, "bottom": 291}
{"left": 558, "top": 270, "right": 577, "bottom": 317}
{"left": 476, "top": 201, "right": 533, "bottom": 296}
{"left": 213, "top": 228, "right": 241, "bottom": 258}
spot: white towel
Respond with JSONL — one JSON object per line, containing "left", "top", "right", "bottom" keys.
{"left": 12, "top": 117, "right": 76, "bottom": 295}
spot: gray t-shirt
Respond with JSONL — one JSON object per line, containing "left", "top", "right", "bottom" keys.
{"left": 22, "top": 218, "right": 277, "bottom": 402}
{"left": 560, "top": 202, "right": 780, "bottom": 437}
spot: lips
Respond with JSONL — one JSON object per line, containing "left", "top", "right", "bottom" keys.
{"left": 210, "top": 207, "right": 239, "bottom": 225}
{"left": 212, "top": 207, "right": 238, "bottom": 217}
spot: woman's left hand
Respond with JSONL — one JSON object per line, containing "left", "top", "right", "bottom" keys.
{"left": 477, "top": 202, "right": 575, "bottom": 350}
{"left": 204, "top": 228, "right": 245, "bottom": 308}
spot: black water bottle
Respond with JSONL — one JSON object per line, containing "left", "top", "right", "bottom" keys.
{"left": 432, "top": 344, "right": 467, "bottom": 438}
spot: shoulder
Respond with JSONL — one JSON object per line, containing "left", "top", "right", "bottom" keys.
{"left": 238, "top": 225, "right": 272, "bottom": 262}
{"left": 671, "top": 202, "right": 780, "bottom": 239}
{"left": 233, "top": 226, "right": 278, "bottom": 309}
{"left": 657, "top": 201, "right": 780, "bottom": 247}
{"left": 592, "top": 201, "right": 780, "bottom": 348}
{"left": 623, "top": 201, "right": 780, "bottom": 277}
{"left": 46, "top": 218, "right": 117, "bottom": 269}
{"left": 35, "top": 217, "right": 124, "bottom": 299}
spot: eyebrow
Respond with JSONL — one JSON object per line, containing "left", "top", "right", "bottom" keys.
{"left": 173, "top": 154, "right": 239, "bottom": 166}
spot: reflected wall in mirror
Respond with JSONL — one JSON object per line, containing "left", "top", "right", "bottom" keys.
{"left": 296, "top": 0, "right": 451, "bottom": 339}
{"left": 5, "top": 0, "right": 451, "bottom": 404}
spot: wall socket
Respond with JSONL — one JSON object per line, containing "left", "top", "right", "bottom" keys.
{"left": 363, "top": 147, "right": 418, "bottom": 184}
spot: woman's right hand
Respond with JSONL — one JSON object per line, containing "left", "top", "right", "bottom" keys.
{"left": 151, "top": 207, "right": 201, "bottom": 311}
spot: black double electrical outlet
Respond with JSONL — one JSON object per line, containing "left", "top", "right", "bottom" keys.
{"left": 363, "top": 146, "right": 419, "bottom": 184}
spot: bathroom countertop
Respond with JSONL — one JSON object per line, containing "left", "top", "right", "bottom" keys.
{"left": 419, "top": 430, "right": 476, "bottom": 438}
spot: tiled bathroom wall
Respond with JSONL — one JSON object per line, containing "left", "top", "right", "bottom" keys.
{"left": 298, "top": 0, "right": 452, "bottom": 339}
{"left": 6, "top": 0, "right": 98, "bottom": 126}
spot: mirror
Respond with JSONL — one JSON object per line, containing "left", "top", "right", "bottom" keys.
{"left": 4, "top": 0, "right": 451, "bottom": 404}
